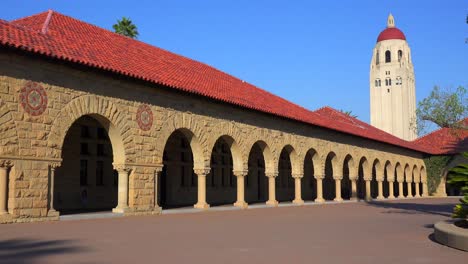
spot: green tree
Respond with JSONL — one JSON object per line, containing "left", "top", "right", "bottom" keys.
{"left": 112, "top": 17, "right": 139, "bottom": 39}
{"left": 340, "top": 109, "right": 358, "bottom": 118}
{"left": 413, "top": 86, "right": 468, "bottom": 135}
{"left": 447, "top": 152, "right": 468, "bottom": 221}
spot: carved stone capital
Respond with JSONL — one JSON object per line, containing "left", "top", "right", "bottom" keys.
{"left": 153, "top": 164, "right": 164, "bottom": 173}
{"left": 265, "top": 172, "right": 278, "bottom": 178}
{"left": 0, "top": 160, "right": 12, "bottom": 168}
{"left": 233, "top": 170, "right": 248, "bottom": 177}
{"left": 49, "top": 162, "right": 61, "bottom": 170}
{"left": 314, "top": 174, "right": 325, "bottom": 180}
{"left": 194, "top": 168, "right": 210, "bottom": 176}
{"left": 113, "top": 163, "right": 131, "bottom": 173}
{"left": 333, "top": 175, "right": 343, "bottom": 180}
{"left": 292, "top": 173, "right": 303, "bottom": 179}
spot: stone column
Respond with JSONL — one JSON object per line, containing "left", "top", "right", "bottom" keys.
{"left": 415, "top": 182, "right": 421, "bottom": 198}
{"left": 314, "top": 176, "right": 324, "bottom": 203}
{"left": 154, "top": 165, "right": 163, "bottom": 211}
{"left": 234, "top": 170, "right": 248, "bottom": 209}
{"left": 292, "top": 173, "right": 304, "bottom": 205}
{"left": 407, "top": 182, "right": 412, "bottom": 198}
{"left": 334, "top": 178, "right": 343, "bottom": 202}
{"left": 0, "top": 160, "right": 12, "bottom": 215}
{"left": 113, "top": 164, "right": 131, "bottom": 213}
{"left": 266, "top": 172, "right": 278, "bottom": 206}
{"left": 350, "top": 178, "right": 357, "bottom": 200}
{"left": 398, "top": 181, "right": 404, "bottom": 198}
{"left": 47, "top": 162, "right": 61, "bottom": 217}
{"left": 377, "top": 180, "right": 384, "bottom": 200}
{"left": 422, "top": 182, "right": 428, "bottom": 197}
{"left": 365, "top": 179, "right": 371, "bottom": 201}
{"left": 388, "top": 181, "right": 395, "bottom": 199}
{"left": 194, "top": 168, "right": 210, "bottom": 209}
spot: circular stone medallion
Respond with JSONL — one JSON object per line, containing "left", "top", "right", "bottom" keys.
{"left": 136, "top": 104, "right": 153, "bottom": 131}
{"left": 19, "top": 82, "right": 48, "bottom": 116}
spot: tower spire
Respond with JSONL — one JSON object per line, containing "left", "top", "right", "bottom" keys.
{"left": 387, "top": 13, "right": 395, "bottom": 28}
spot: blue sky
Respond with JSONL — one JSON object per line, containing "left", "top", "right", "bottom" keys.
{"left": 2, "top": 1, "right": 467, "bottom": 124}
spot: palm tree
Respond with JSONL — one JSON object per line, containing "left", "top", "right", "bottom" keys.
{"left": 112, "top": 17, "right": 139, "bottom": 39}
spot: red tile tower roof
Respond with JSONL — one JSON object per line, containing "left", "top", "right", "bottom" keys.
{"left": 377, "top": 27, "right": 406, "bottom": 42}
{"left": 0, "top": 10, "right": 435, "bottom": 153}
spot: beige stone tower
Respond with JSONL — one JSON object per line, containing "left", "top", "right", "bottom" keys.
{"left": 370, "top": 14, "right": 417, "bottom": 141}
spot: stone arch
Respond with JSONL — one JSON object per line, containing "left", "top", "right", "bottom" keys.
{"left": 250, "top": 140, "right": 274, "bottom": 175}
{"left": 161, "top": 128, "right": 205, "bottom": 171}
{"left": 403, "top": 163, "right": 411, "bottom": 197}
{"left": 209, "top": 135, "right": 243, "bottom": 172}
{"left": 359, "top": 156, "right": 371, "bottom": 180}
{"left": 48, "top": 95, "right": 131, "bottom": 163}
{"left": 278, "top": 145, "right": 301, "bottom": 175}
{"left": 395, "top": 162, "right": 404, "bottom": 182}
{"left": 385, "top": 161, "right": 394, "bottom": 182}
{"left": 342, "top": 154, "right": 355, "bottom": 199}
{"left": 0, "top": 102, "right": 19, "bottom": 156}
{"left": 323, "top": 151, "right": 339, "bottom": 200}
{"left": 412, "top": 165, "right": 420, "bottom": 183}
{"left": 303, "top": 148, "right": 319, "bottom": 201}
{"left": 404, "top": 164, "right": 411, "bottom": 183}
{"left": 158, "top": 112, "right": 210, "bottom": 169}
{"left": 420, "top": 165, "right": 427, "bottom": 183}
{"left": 372, "top": 158, "right": 383, "bottom": 181}
{"left": 325, "top": 151, "right": 341, "bottom": 179}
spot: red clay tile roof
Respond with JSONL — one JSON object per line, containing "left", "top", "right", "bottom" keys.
{"left": 413, "top": 118, "right": 468, "bottom": 155}
{"left": 0, "top": 10, "right": 434, "bottom": 153}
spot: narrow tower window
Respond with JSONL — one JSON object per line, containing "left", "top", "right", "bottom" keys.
{"left": 385, "top": 50, "right": 391, "bottom": 63}
{"left": 376, "top": 51, "right": 380, "bottom": 65}
{"left": 398, "top": 50, "right": 402, "bottom": 62}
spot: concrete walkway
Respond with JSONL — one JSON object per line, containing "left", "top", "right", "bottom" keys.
{"left": 0, "top": 198, "right": 466, "bottom": 263}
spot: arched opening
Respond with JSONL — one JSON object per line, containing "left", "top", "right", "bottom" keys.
{"left": 419, "top": 166, "right": 426, "bottom": 196}
{"left": 276, "top": 147, "right": 294, "bottom": 202}
{"left": 323, "top": 152, "right": 336, "bottom": 201}
{"left": 371, "top": 160, "right": 380, "bottom": 199}
{"left": 376, "top": 51, "right": 380, "bottom": 65}
{"left": 246, "top": 142, "right": 268, "bottom": 204}
{"left": 303, "top": 149, "right": 317, "bottom": 201}
{"left": 357, "top": 157, "right": 368, "bottom": 200}
{"left": 403, "top": 165, "right": 410, "bottom": 197}
{"left": 207, "top": 137, "right": 236, "bottom": 206}
{"left": 398, "top": 50, "right": 402, "bottom": 62}
{"left": 394, "top": 163, "right": 402, "bottom": 198}
{"left": 383, "top": 161, "right": 391, "bottom": 198}
{"left": 411, "top": 166, "right": 418, "bottom": 197}
{"left": 342, "top": 155, "right": 353, "bottom": 200}
{"left": 385, "top": 50, "right": 391, "bottom": 63}
{"left": 160, "top": 130, "right": 196, "bottom": 209}
{"left": 55, "top": 115, "right": 124, "bottom": 214}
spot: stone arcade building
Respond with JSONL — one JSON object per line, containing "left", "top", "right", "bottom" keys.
{"left": 0, "top": 11, "right": 433, "bottom": 223}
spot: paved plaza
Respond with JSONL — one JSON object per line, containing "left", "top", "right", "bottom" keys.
{"left": 0, "top": 198, "right": 466, "bottom": 263}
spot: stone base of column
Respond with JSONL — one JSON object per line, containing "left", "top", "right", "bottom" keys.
{"left": 153, "top": 206, "right": 162, "bottom": 214}
{"left": 0, "top": 210, "right": 8, "bottom": 216}
{"left": 314, "top": 198, "right": 325, "bottom": 203}
{"left": 266, "top": 200, "right": 279, "bottom": 207}
{"left": 112, "top": 206, "right": 130, "bottom": 213}
{"left": 376, "top": 196, "right": 385, "bottom": 200}
{"left": 293, "top": 199, "right": 304, "bottom": 205}
{"left": 387, "top": 195, "right": 395, "bottom": 199}
{"left": 234, "top": 201, "right": 248, "bottom": 209}
{"left": 333, "top": 198, "right": 343, "bottom": 202}
{"left": 194, "top": 202, "right": 210, "bottom": 210}
{"left": 47, "top": 209, "right": 59, "bottom": 217}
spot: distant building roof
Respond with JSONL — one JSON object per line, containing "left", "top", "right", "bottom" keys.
{"left": 413, "top": 118, "right": 468, "bottom": 155}
{"left": 0, "top": 10, "right": 434, "bottom": 153}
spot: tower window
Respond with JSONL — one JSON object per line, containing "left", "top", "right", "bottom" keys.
{"left": 385, "top": 50, "right": 391, "bottom": 63}
{"left": 378, "top": 80, "right": 381, "bottom": 86}
{"left": 376, "top": 51, "right": 380, "bottom": 65}
{"left": 398, "top": 50, "right": 402, "bottom": 62}
{"left": 385, "top": 78, "right": 392, "bottom": 86}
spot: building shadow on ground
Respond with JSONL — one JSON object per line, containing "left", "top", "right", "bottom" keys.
{"left": 364, "top": 201, "right": 455, "bottom": 217}
{"left": 0, "top": 238, "right": 88, "bottom": 264}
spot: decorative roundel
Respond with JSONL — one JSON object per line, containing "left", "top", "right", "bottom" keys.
{"left": 19, "top": 82, "right": 48, "bottom": 116}
{"left": 136, "top": 104, "right": 153, "bottom": 131}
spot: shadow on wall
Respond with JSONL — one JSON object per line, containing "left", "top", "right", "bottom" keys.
{"left": 364, "top": 201, "right": 456, "bottom": 217}
{"left": 0, "top": 238, "right": 88, "bottom": 264}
